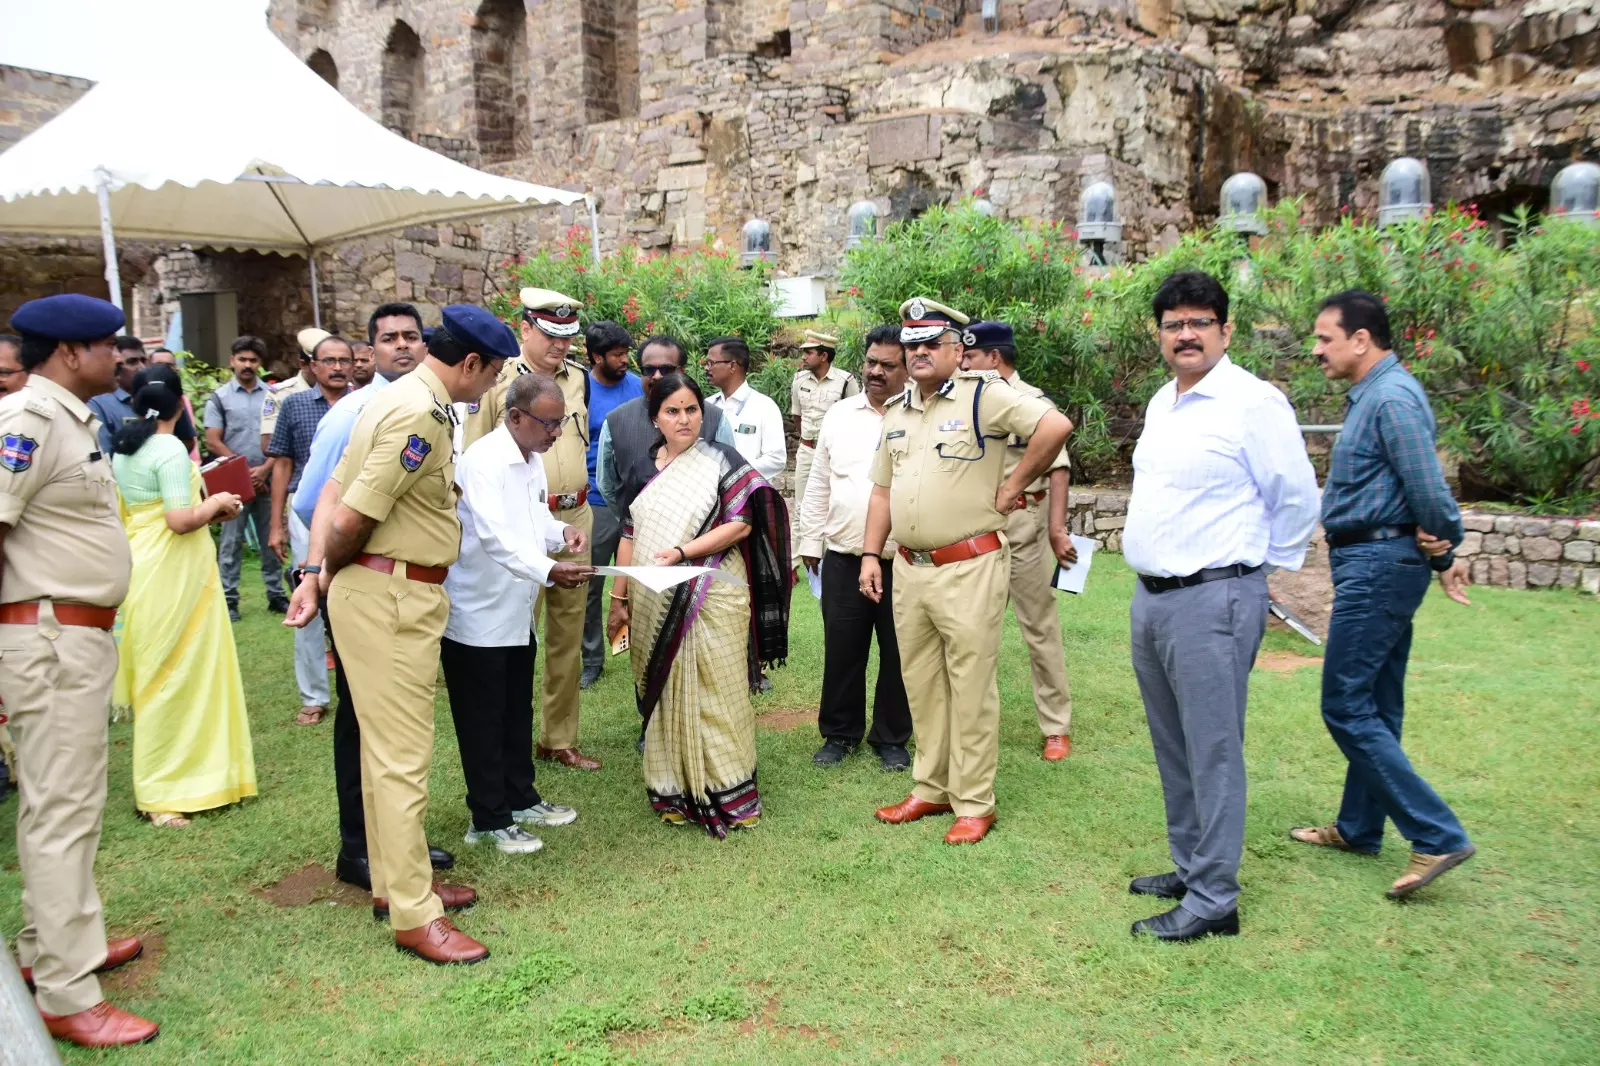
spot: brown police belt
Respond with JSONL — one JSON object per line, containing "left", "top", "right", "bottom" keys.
{"left": 800, "top": 439, "right": 817, "bottom": 449}
{"left": 897, "top": 530, "right": 1004, "bottom": 568}
{"left": 0, "top": 601, "right": 118, "bottom": 630}
{"left": 353, "top": 553, "right": 449, "bottom": 585}
{"left": 1013, "top": 489, "right": 1048, "bottom": 510}
{"left": 551, "top": 487, "right": 588, "bottom": 511}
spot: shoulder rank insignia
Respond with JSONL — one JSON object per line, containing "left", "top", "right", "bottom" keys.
{"left": 1, "top": 434, "right": 39, "bottom": 473}
{"left": 956, "top": 369, "right": 1000, "bottom": 383}
{"left": 430, "top": 408, "right": 448, "bottom": 425}
{"left": 23, "top": 396, "right": 54, "bottom": 419}
{"left": 400, "top": 434, "right": 431, "bottom": 472}
{"left": 935, "top": 378, "right": 957, "bottom": 398}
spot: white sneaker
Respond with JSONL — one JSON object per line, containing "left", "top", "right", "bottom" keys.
{"left": 512, "top": 802, "right": 578, "bottom": 828}
{"left": 463, "top": 823, "right": 544, "bottom": 854}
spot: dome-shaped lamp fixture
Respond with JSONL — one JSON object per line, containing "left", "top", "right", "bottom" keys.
{"left": 741, "top": 218, "right": 775, "bottom": 267}
{"left": 1377, "top": 157, "right": 1431, "bottom": 226}
{"left": 973, "top": 197, "right": 997, "bottom": 218}
{"left": 1077, "top": 180, "right": 1121, "bottom": 267}
{"left": 845, "top": 201, "right": 879, "bottom": 250}
{"left": 1548, "top": 161, "right": 1600, "bottom": 225}
{"left": 1220, "top": 172, "right": 1269, "bottom": 236}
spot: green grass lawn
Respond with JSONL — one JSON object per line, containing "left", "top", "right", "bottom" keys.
{"left": 4, "top": 555, "right": 1598, "bottom": 1065}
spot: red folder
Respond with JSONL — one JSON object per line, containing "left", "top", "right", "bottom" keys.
{"left": 199, "top": 454, "right": 256, "bottom": 504}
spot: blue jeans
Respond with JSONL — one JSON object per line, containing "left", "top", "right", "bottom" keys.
{"left": 1322, "top": 539, "right": 1471, "bottom": 856}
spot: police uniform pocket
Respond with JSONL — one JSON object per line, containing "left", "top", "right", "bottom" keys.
{"left": 932, "top": 427, "right": 983, "bottom": 468}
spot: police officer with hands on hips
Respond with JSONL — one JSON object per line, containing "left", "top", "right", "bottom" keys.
{"left": 284, "top": 304, "right": 516, "bottom": 966}
{"left": 0, "top": 294, "right": 158, "bottom": 1046}
{"left": 861, "top": 298, "right": 1072, "bottom": 846}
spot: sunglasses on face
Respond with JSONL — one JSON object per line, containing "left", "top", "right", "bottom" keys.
{"left": 641, "top": 364, "right": 675, "bottom": 377}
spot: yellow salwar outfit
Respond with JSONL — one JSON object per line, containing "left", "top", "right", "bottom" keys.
{"left": 620, "top": 440, "right": 791, "bottom": 838}
{"left": 112, "top": 434, "right": 256, "bottom": 815}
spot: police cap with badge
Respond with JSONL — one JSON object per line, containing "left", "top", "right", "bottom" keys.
{"left": 962, "top": 320, "right": 1013, "bottom": 352}
{"left": 519, "top": 288, "right": 583, "bottom": 338}
{"left": 297, "top": 326, "right": 331, "bottom": 362}
{"left": 799, "top": 330, "right": 838, "bottom": 353}
{"left": 439, "top": 304, "right": 520, "bottom": 361}
{"left": 11, "top": 293, "right": 126, "bottom": 345}
{"left": 898, "top": 298, "right": 969, "bottom": 345}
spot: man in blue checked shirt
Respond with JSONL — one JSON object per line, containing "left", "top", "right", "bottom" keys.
{"left": 1291, "top": 289, "right": 1476, "bottom": 902}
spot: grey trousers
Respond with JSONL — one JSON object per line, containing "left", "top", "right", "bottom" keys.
{"left": 1130, "top": 569, "right": 1268, "bottom": 920}
{"left": 581, "top": 500, "right": 625, "bottom": 672}
{"left": 289, "top": 510, "right": 330, "bottom": 706}
{"left": 218, "top": 491, "right": 285, "bottom": 607}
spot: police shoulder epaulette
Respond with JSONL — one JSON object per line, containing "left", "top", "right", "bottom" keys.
{"left": 564, "top": 357, "right": 587, "bottom": 374}
{"left": 22, "top": 395, "right": 55, "bottom": 419}
{"left": 955, "top": 369, "right": 1001, "bottom": 383}
{"left": 885, "top": 392, "right": 907, "bottom": 408}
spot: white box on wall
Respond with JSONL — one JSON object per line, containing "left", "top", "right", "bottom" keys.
{"left": 770, "top": 276, "right": 827, "bottom": 318}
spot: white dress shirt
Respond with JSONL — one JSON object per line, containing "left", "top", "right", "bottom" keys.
{"left": 796, "top": 392, "right": 896, "bottom": 558}
{"left": 707, "top": 380, "right": 787, "bottom": 481}
{"left": 1122, "top": 356, "right": 1320, "bottom": 578}
{"left": 444, "top": 425, "right": 570, "bottom": 647}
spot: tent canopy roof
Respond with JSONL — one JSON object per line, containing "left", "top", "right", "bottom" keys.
{"left": 0, "top": 28, "right": 585, "bottom": 253}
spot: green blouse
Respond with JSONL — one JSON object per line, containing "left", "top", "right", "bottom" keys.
{"left": 112, "top": 433, "right": 196, "bottom": 510}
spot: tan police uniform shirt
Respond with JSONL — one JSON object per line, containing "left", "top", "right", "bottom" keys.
{"left": 459, "top": 357, "right": 590, "bottom": 497}
{"left": 332, "top": 363, "right": 461, "bottom": 569}
{"left": 791, "top": 364, "right": 860, "bottom": 442}
{"left": 1004, "top": 372, "right": 1071, "bottom": 495}
{"left": 260, "top": 373, "right": 311, "bottom": 438}
{"left": 0, "top": 377, "right": 131, "bottom": 607}
{"left": 869, "top": 371, "right": 1054, "bottom": 551}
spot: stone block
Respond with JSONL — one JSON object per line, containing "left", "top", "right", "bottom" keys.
{"left": 1095, "top": 515, "right": 1127, "bottom": 530}
{"left": 1504, "top": 535, "right": 1521, "bottom": 555}
{"left": 1519, "top": 518, "right": 1551, "bottom": 536}
{"left": 1509, "top": 560, "right": 1528, "bottom": 589}
{"left": 395, "top": 251, "right": 434, "bottom": 282}
{"left": 1482, "top": 532, "right": 1505, "bottom": 554}
{"left": 1488, "top": 554, "right": 1509, "bottom": 586}
{"left": 1578, "top": 521, "right": 1600, "bottom": 543}
{"left": 1106, "top": 531, "right": 1122, "bottom": 553}
{"left": 1557, "top": 566, "right": 1581, "bottom": 588}
{"left": 1526, "top": 562, "right": 1557, "bottom": 587}
{"left": 1099, "top": 494, "right": 1128, "bottom": 515}
{"left": 866, "top": 114, "right": 940, "bottom": 167}
{"left": 1582, "top": 568, "right": 1600, "bottom": 595}
{"left": 1563, "top": 539, "right": 1595, "bottom": 563}
{"left": 1470, "top": 558, "right": 1489, "bottom": 585}
{"left": 1462, "top": 513, "right": 1495, "bottom": 532}
{"left": 1549, "top": 519, "right": 1576, "bottom": 541}
{"left": 1074, "top": 493, "right": 1097, "bottom": 507}
{"left": 1521, "top": 536, "right": 1562, "bottom": 562}
{"left": 656, "top": 163, "right": 708, "bottom": 191}
{"left": 1458, "top": 531, "right": 1483, "bottom": 555}
{"left": 1493, "top": 515, "right": 1518, "bottom": 533}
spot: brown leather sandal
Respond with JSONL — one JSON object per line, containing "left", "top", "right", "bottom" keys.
{"left": 1387, "top": 845, "right": 1476, "bottom": 899}
{"left": 294, "top": 705, "right": 327, "bottom": 726}
{"left": 1289, "top": 824, "right": 1375, "bottom": 853}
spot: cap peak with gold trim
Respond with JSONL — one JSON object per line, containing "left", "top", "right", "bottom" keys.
{"left": 519, "top": 287, "right": 583, "bottom": 338}
{"left": 898, "top": 297, "right": 969, "bottom": 344}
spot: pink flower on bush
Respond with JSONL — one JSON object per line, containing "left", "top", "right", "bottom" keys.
{"left": 1577, "top": 360, "right": 1591, "bottom": 373}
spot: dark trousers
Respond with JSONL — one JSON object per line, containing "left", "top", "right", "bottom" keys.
{"left": 818, "top": 551, "right": 912, "bottom": 747}
{"left": 326, "top": 608, "right": 366, "bottom": 859}
{"left": 581, "top": 501, "right": 625, "bottom": 672}
{"left": 439, "top": 636, "right": 541, "bottom": 832}
{"left": 1323, "top": 540, "right": 1471, "bottom": 856}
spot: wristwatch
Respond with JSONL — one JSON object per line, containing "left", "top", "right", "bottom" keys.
{"left": 292, "top": 564, "right": 322, "bottom": 585}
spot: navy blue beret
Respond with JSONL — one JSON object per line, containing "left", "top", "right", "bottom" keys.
{"left": 10, "top": 294, "right": 126, "bottom": 341}
{"left": 962, "top": 320, "right": 1014, "bottom": 349}
{"left": 440, "top": 305, "right": 519, "bottom": 360}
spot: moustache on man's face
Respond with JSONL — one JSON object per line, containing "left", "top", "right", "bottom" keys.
{"left": 1174, "top": 343, "right": 1204, "bottom": 354}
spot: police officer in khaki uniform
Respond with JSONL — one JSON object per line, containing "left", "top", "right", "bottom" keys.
{"left": 460, "top": 289, "right": 600, "bottom": 770}
{"left": 286, "top": 305, "right": 516, "bottom": 965}
{"left": 960, "top": 322, "right": 1078, "bottom": 762}
{"left": 0, "top": 294, "right": 157, "bottom": 1046}
{"left": 860, "top": 299, "right": 1072, "bottom": 845}
{"left": 790, "top": 330, "right": 859, "bottom": 514}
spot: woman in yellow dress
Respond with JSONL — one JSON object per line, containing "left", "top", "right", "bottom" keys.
{"left": 111, "top": 365, "right": 257, "bottom": 827}
{"left": 607, "top": 372, "right": 791, "bottom": 837}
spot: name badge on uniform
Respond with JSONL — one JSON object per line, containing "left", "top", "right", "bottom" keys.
{"left": 938, "top": 419, "right": 967, "bottom": 433}
{"left": 0, "top": 434, "right": 38, "bottom": 472}
{"left": 736, "top": 423, "right": 757, "bottom": 434}
{"left": 885, "top": 429, "right": 906, "bottom": 440}
{"left": 400, "top": 434, "right": 431, "bottom": 472}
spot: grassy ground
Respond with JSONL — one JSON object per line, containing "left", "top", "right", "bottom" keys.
{"left": 3, "top": 555, "right": 1598, "bottom": 1065}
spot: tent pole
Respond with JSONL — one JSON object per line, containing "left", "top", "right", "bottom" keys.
{"left": 586, "top": 194, "right": 601, "bottom": 268}
{"left": 95, "top": 170, "right": 124, "bottom": 315}
{"left": 308, "top": 253, "right": 322, "bottom": 329}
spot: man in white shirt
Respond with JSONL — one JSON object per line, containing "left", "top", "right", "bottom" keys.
{"left": 704, "top": 336, "right": 786, "bottom": 482}
{"left": 1122, "top": 271, "right": 1320, "bottom": 942}
{"left": 440, "top": 374, "right": 593, "bottom": 854}
{"left": 798, "top": 325, "right": 912, "bottom": 771}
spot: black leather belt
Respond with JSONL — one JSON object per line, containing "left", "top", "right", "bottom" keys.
{"left": 1138, "top": 563, "right": 1260, "bottom": 594}
{"left": 1326, "top": 524, "right": 1416, "bottom": 549}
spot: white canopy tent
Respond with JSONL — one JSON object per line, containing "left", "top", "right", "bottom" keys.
{"left": 0, "top": 24, "right": 594, "bottom": 327}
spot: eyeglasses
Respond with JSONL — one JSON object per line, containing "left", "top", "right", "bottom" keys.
{"left": 705, "top": 358, "right": 736, "bottom": 368}
{"left": 317, "top": 357, "right": 354, "bottom": 368}
{"left": 904, "top": 340, "right": 956, "bottom": 354}
{"left": 641, "top": 365, "right": 675, "bottom": 377}
{"left": 513, "top": 407, "right": 564, "bottom": 435}
{"left": 0, "top": 368, "right": 23, "bottom": 379}
{"left": 1158, "top": 317, "right": 1220, "bottom": 335}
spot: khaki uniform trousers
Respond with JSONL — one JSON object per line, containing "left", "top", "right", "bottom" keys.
{"left": 327, "top": 564, "right": 449, "bottom": 933}
{"left": 1005, "top": 504, "right": 1073, "bottom": 736}
{"left": 0, "top": 614, "right": 116, "bottom": 1016}
{"left": 793, "top": 443, "right": 816, "bottom": 520}
{"left": 892, "top": 546, "right": 1010, "bottom": 818}
{"left": 536, "top": 503, "right": 592, "bottom": 750}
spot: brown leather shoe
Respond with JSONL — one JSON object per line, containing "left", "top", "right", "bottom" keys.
{"left": 874, "top": 795, "right": 954, "bottom": 824}
{"left": 394, "top": 917, "right": 489, "bottom": 965}
{"left": 1042, "top": 735, "right": 1071, "bottom": 762}
{"left": 21, "top": 935, "right": 143, "bottom": 988}
{"left": 536, "top": 745, "right": 602, "bottom": 771}
{"left": 943, "top": 815, "right": 996, "bottom": 845}
{"left": 40, "top": 1001, "right": 159, "bottom": 1047}
{"left": 372, "top": 883, "right": 477, "bottom": 922}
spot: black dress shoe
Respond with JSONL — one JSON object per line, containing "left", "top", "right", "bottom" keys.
{"left": 1129, "top": 871, "right": 1187, "bottom": 900}
{"left": 873, "top": 743, "right": 911, "bottom": 772}
{"left": 1131, "top": 904, "right": 1239, "bottom": 941}
{"left": 267, "top": 598, "right": 289, "bottom": 615}
{"left": 227, "top": 605, "right": 241, "bottom": 623}
{"left": 579, "top": 665, "right": 602, "bottom": 690}
{"left": 336, "top": 852, "right": 372, "bottom": 890}
{"left": 428, "top": 845, "right": 454, "bottom": 870}
{"left": 812, "top": 738, "right": 856, "bottom": 767}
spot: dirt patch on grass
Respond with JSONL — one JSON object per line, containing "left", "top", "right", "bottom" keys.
{"left": 757, "top": 707, "right": 817, "bottom": 731}
{"left": 1256, "top": 650, "right": 1324, "bottom": 673}
{"left": 735, "top": 994, "right": 839, "bottom": 1046}
{"left": 253, "top": 863, "right": 368, "bottom": 909}
{"left": 101, "top": 932, "right": 164, "bottom": 996}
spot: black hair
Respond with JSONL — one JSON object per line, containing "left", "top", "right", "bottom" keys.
{"left": 646, "top": 371, "right": 704, "bottom": 438}
{"left": 16, "top": 333, "right": 57, "bottom": 370}
{"left": 705, "top": 335, "right": 750, "bottom": 371}
{"left": 864, "top": 325, "right": 903, "bottom": 350}
{"left": 1318, "top": 289, "right": 1392, "bottom": 350}
{"left": 584, "top": 321, "right": 634, "bottom": 361}
{"left": 113, "top": 364, "right": 185, "bottom": 456}
{"left": 638, "top": 334, "right": 686, "bottom": 366}
{"left": 114, "top": 335, "right": 145, "bottom": 354}
{"left": 230, "top": 335, "right": 267, "bottom": 358}
{"left": 367, "top": 302, "right": 423, "bottom": 343}
{"left": 150, "top": 347, "right": 172, "bottom": 356}
{"left": 986, "top": 343, "right": 1017, "bottom": 366}
{"left": 1152, "top": 270, "right": 1229, "bottom": 327}
{"left": 0, "top": 333, "right": 20, "bottom": 355}
{"left": 311, "top": 334, "right": 351, "bottom": 359}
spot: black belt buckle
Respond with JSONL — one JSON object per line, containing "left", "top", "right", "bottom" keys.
{"left": 1138, "top": 563, "right": 1259, "bottom": 594}
{"left": 1326, "top": 524, "right": 1416, "bottom": 549}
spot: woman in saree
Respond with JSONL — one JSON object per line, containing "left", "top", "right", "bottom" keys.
{"left": 111, "top": 365, "right": 257, "bottom": 828}
{"left": 607, "top": 372, "right": 791, "bottom": 838}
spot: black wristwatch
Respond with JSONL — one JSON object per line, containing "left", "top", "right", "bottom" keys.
{"left": 293, "top": 564, "right": 322, "bottom": 585}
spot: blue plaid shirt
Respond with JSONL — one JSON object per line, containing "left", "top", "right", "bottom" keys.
{"left": 1321, "top": 354, "right": 1463, "bottom": 567}
{"left": 265, "top": 387, "right": 336, "bottom": 493}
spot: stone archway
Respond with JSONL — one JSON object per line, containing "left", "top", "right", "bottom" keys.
{"left": 381, "top": 20, "right": 426, "bottom": 138}
{"left": 307, "top": 48, "right": 338, "bottom": 90}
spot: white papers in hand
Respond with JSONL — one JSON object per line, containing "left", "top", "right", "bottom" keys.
{"left": 807, "top": 559, "right": 822, "bottom": 600}
{"left": 595, "top": 565, "right": 747, "bottom": 593}
{"left": 1051, "top": 536, "right": 1098, "bottom": 595}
